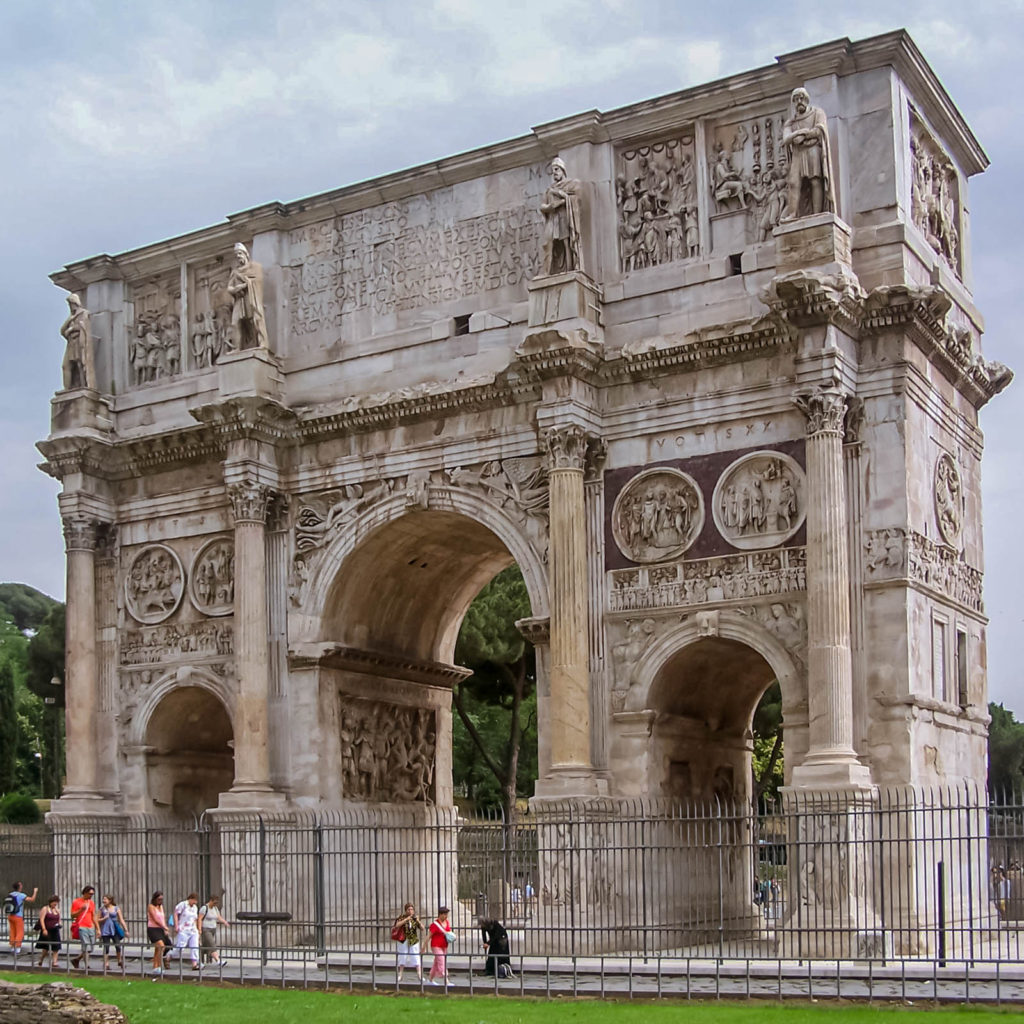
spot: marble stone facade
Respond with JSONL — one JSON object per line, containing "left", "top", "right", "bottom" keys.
{"left": 41, "top": 30, "right": 1005, "bottom": 882}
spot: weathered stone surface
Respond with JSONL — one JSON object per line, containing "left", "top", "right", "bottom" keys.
{"left": 0, "top": 981, "right": 127, "bottom": 1024}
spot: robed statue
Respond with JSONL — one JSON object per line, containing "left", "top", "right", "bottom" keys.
{"left": 60, "top": 293, "right": 96, "bottom": 390}
{"left": 540, "top": 157, "right": 585, "bottom": 276}
{"left": 227, "top": 242, "right": 270, "bottom": 351}
{"left": 781, "top": 87, "right": 835, "bottom": 220}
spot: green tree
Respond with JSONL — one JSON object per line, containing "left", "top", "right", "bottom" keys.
{"left": 0, "top": 583, "right": 59, "bottom": 632}
{"left": 0, "top": 658, "right": 17, "bottom": 793}
{"left": 453, "top": 566, "right": 537, "bottom": 817}
{"left": 988, "top": 702, "right": 1024, "bottom": 796}
{"left": 751, "top": 680, "right": 784, "bottom": 803}
{"left": 26, "top": 605, "right": 66, "bottom": 798}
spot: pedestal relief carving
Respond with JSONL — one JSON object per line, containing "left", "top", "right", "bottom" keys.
{"left": 910, "top": 112, "right": 960, "bottom": 273}
{"left": 712, "top": 451, "right": 805, "bottom": 550}
{"left": 611, "top": 468, "right": 703, "bottom": 563}
{"left": 609, "top": 547, "right": 806, "bottom": 612}
{"left": 340, "top": 698, "right": 435, "bottom": 803}
{"left": 189, "top": 537, "right": 235, "bottom": 616}
{"left": 934, "top": 452, "right": 965, "bottom": 549}
{"left": 616, "top": 134, "right": 698, "bottom": 270}
{"left": 124, "top": 544, "right": 185, "bottom": 625}
{"left": 128, "top": 272, "right": 182, "bottom": 387}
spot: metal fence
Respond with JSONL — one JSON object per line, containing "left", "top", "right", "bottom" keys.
{"left": 3, "top": 785, "right": 1024, "bottom": 969}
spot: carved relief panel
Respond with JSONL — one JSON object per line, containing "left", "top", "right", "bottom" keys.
{"left": 188, "top": 257, "right": 235, "bottom": 370}
{"left": 712, "top": 451, "right": 805, "bottom": 551}
{"left": 189, "top": 537, "right": 235, "bottom": 616}
{"left": 910, "top": 111, "right": 961, "bottom": 275}
{"left": 615, "top": 133, "right": 698, "bottom": 271}
{"left": 705, "top": 109, "right": 788, "bottom": 253}
{"left": 340, "top": 697, "right": 436, "bottom": 803}
{"left": 124, "top": 544, "right": 185, "bottom": 625}
{"left": 934, "top": 453, "right": 965, "bottom": 550}
{"left": 128, "top": 272, "right": 182, "bottom": 387}
{"left": 611, "top": 468, "right": 703, "bottom": 563}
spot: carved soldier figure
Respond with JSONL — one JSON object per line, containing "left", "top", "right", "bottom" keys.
{"left": 781, "top": 87, "right": 835, "bottom": 219}
{"left": 60, "top": 293, "right": 96, "bottom": 390}
{"left": 539, "top": 157, "right": 584, "bottom": 276}
{"left": 227, "top": 242, "right": 270, "bottom": 351}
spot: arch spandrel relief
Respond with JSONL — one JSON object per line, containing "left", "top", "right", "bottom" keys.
{"left": 124, "top": 544, "right": 185, "bottom": 625}
{"left": 934, "top": 452, "right": 965, "bottom": 550}
{"left": 712, "top": 450, "right": 805, "bottom": 551}
{"left": 189, "top": 537, "right": 235, "bottom": 617}
{"left": 611, "top": 468, "right": 703, "bottom": 564}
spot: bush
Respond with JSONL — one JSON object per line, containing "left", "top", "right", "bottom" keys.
{"left": 0, "top": 792, "right": 42, "bottom": 824}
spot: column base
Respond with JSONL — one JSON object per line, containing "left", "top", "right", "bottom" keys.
{"left": 218, "top": 785, "right": 289, "bottom": 812}
{"left": 789, "top": 755, "right": 874, "bottom": 790}
{"left": 532, "top": 765, "right": 608, "bottom": 800}
{"left": 48, "top": 792, "right": 119, "bottom": 817}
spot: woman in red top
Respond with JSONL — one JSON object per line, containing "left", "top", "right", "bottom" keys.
{"left": 34, "top": 895, "right": 61, "bottom": 969}
{"left": 427, "top": 906, "right": 456, "bottom": 985}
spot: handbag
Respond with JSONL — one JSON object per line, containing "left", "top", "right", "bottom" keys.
{"left": 390, "top": 923, "right": 406, "bottom": 942}
{"left": 114, "top": 920, "right": 126, "bottom": 939}
{"left": 71, "top": 921, "right": 80, "bottom": 940}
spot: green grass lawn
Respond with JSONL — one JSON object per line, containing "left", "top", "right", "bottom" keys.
{"left": 1, "top": 972, "right": 1018, "bottom": 1023}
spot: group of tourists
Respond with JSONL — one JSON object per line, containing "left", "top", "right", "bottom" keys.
{"left": 5, "top": 880, "right": 230, "bottom": 974}
{"left": 390, "top": 903, "right": 513, "bottom": 986}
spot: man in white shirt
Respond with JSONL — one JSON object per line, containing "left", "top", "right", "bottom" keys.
{"left": 172, "top": 893, "right": 201, "bottom": 969}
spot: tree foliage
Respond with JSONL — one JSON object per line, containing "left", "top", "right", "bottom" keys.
{"left": 0, "top": 583, "right": 59, "bottom": 632}
{"left": 751, "top": 680, "right": 784, "bottom": 803}
{"left": 453, "top": 566, "right": 537, "bottom": 816}
{"left": 988, "top": 702, "right": 1024, "bottom": 795}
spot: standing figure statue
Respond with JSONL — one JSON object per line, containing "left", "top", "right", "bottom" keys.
{"left": 781, "top": 87, "right": 835, "bottom": 220}
{"left": 60, "top": 293, "right": 96, "bottom": 390}
{"left": 539, "top": 157, "right": 584, "bottom": 276}
{"left": 227, "top": 242, "right": 269, "bottom": 351}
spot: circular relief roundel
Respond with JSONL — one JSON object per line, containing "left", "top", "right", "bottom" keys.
{"left": 124, "top": 544, "right": 185, "bottom": 624}
{"left": 934, "top": 452, "right": 965, "bottom": 549}
{"left": 612, "top": 468, "right": 704, "bottom": 563}
{"left": 712, "top": 450, "right": 806, "bottom": 551}
{"left": 189, "top": 537, "right": 235, "bottom": 617}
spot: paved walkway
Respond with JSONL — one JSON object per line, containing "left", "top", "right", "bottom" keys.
{"left": 5, "top": 947, "right": 1024, "bottom": 1004}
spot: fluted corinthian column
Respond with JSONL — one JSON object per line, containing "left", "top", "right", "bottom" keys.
{"left": 792, "top": 386, "right": 871, "bottom": 788}
{"left": 225, "top": 479, "right": 276, "bottom": 799}
{"left": 60, "top": 515, "right": 101, "bottom": 801}
{"left": 540, "top": 425, "right": 596, "bottom": 789}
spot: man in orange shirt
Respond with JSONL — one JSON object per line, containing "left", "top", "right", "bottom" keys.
{"left": 70, "top": 885, "right": 97, "bottom": 969}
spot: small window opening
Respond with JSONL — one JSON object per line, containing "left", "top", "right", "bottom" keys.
{"left": 956, "top": 630, "right": 969, "bottom": 707}
{"left": 454, "top": 314, "right": 471, "bottom": 336}
{"left": 728, "top": 253, "right": 743, "bottom": 276}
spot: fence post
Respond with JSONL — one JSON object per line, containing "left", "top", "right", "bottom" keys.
{"left": 314, "top": 817, "right": 325, "bottom": 956}
{"left": 259, "top": 816, "right": 268, "bottom": 966}
{"left": 937, "top": 859, "right": 946, "bottom": 966}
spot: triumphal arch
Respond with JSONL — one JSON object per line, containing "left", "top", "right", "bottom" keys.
{"left": 41, "top": 32, "right": 1010, "bottom": 952}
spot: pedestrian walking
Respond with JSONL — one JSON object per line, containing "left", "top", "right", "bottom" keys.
{"left": 34, "top": 895, "right": 62, "bottom": 969}
{"left": 391, "top": 902, "right": 424, "bottom": 983}
{"left": 98, "top": 894, "right": 128, "bottom": 971}
{"left": 172, "top": 893, "right": 201, "bottom": 969}
{"left": 4, "top": 881, "right": 38, "bottom": 955}
{"left": 147, "top": 892, "right": 171, "bottom": 975}
{"left": 69, "top": 885, "right": 97, "bottom": 970}
{"left": 428, "top": 906, "right": 455, "bottom": 985}
{"left": 198, "top": 896, "right": 230, "bottom": 964}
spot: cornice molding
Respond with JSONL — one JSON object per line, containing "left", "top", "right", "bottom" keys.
{"left": 289, "top": 643, "right": 471, "bottom": 689}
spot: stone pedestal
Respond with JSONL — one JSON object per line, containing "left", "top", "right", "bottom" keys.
{"left": 774, "top": 213, "right": 852, "bottom": 274}
{"left": 519, "top": 272, "right": 604, "bottom": 355}
{"left": 217, "top": 348, "right": 284, "bottom": 400}
{"left": 780, "top": 786, "right": 884, "bottom": 958}
{"left": 49, "top": 388, "right": 112, "bottom": 436}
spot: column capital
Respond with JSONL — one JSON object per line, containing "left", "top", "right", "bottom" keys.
{"left": 228, "top": 480, "right": 274, "bottom": 524}
{"left": 62, "top": 515, "right": 101, "bottom": 552}
{"left": 794, "top": 385, "right": 849, "bottom": 437}
{"left": 545, "top": 425, "right": 604, "bottom": 472}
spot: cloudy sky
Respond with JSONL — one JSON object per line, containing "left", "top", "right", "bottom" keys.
{"left": 2, "top": 1, "right": 1021, "bottom": 705}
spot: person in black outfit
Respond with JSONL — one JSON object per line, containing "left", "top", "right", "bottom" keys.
{"left": 478, "top": 917, "right": 513, "bottom": 978}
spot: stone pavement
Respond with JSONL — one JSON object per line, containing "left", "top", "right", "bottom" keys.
{"left": 5, "top": 946, "right": 1024, "bottom": 1004}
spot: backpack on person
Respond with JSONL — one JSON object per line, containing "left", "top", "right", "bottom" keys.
{"left": 2, "top": 893, "right": 17, "bottom": 917}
